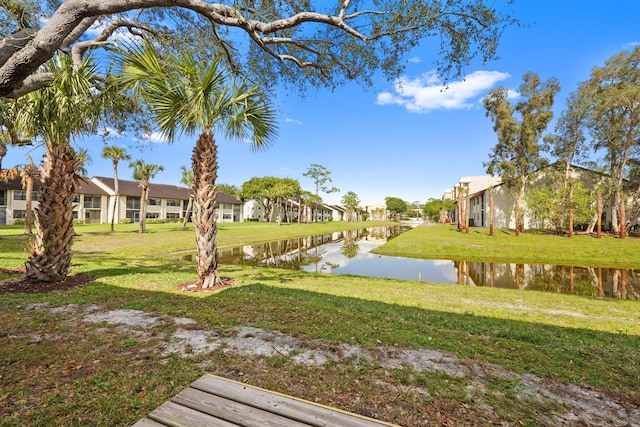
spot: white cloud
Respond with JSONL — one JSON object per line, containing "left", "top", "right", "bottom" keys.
{"left": 376, "top": 70, "right": 511, "bottom": 113}
{"left": 141, "top": 131, "right": 168, "bottom": 144}
{"left": 285, "top": 118, "right": 303, "bottom": 125}
{"left": 84, "top": 17, "right": 140, "bottom": 44}
{"left": 408, "top": 56, "right": 422, "bottom": 64}
{"left": 506, "top": 89, "right": 520, "bottom": 99}
{"left": 623, "top": 41, "right": 640, "bottom": 48}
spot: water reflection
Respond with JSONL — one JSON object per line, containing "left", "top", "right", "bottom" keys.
{"left": 456, "top": 261, "right": 639, "bottom": 299}
{"left": 228, "top": 226, "right": 406, "bottom": 273}
{"left": 180, "top": 226, "right": 639, "bottom": 300}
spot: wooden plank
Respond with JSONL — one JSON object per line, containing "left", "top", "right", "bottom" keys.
{"left": 191, "top": 374, "right": 396, "bottom": 427}
{"left": 147, "top": 400, "right": 240, "bottom": 427}
{"left": 131, "top": 418, "right": 167, "bottom": 427}
{"left": 173, "top": 387, "right": 311, "bottom": 427}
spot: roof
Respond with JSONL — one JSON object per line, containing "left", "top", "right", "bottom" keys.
{"left": 464, "top": 162, "right": 611, "bottom": 199}
{"left": 91, "top": 176, "right": 241, "bottom": 204}
{"left": 0, "top": 175, "right": 22, "bottom": 191}
{"left": 92, "top": 176, "right": 189, "bottom": 199}
{"left": 76, "top": 178, "right": 109, "bottom": 196}
{"left": 0, "top": 172, "right": 108, "bottom": 196}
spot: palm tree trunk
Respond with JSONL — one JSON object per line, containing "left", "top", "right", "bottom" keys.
{"left": 0, "top": 143, "right": 6, "bottom": 170}
{"left": 139, "top": 186, "right": 148, "bottom": 233}
{"left": 110, "top": 161, "right": 119, "bottom": 232}
{"left": 24, "top": 175, "right": 33, "bottom": 235}
{"left": 192, "top": 128, "right": 220, "bottom": 288}
{"left": 181, "top": 195, "right": 193, "bottom": 231}
{"left": 25, "top": 144, "right": 78, "bottom": 282}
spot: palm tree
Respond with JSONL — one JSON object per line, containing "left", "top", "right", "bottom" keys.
{"left": 180, "top": 166, "right": 194, "bottom": 231}
{"left": 20, "top": 156, "right": 39, "bottom": 235}
{"left": 117, "top": 42, "right": 277, "bottom": 289}
{"left": 74, "top": 148, "right": 92, "bottom": 176}
{"left": 129, "top": 160, "right": 163, "bottom": 234}
{"left": 17, "top": 54, "right": 107, "bottom": 282}
{"left": 102, "top": 146, "right": 131, "bottom": 231}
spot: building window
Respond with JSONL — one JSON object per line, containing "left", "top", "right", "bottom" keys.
{"left": 0, "top": 190, "right": 5, "bottom": 206}
{"left": 125, "top": 210, "right": 140, "bottom": 223}
{"left": 32, "top": 191, "right": 41, "bottom": 201}
{"left": 13, "top": 210, "right": 26, "bottom": 219}
{"left": 126, "top": 197, "right": 141, "bottom": 210}
{"left": 166, "top": 199, "right": 181, "bottom": 207}
{"left": 13, "top": 191, "right": 26, "bottom": 201}
{"left": 167, "top": 213, "right": 180, "bottom": 219}
{"left": 145, "top": 212, "right": 159, "bottom": 219}
{"left": 73, "top": 194, "right": 81, "bottom": 203}
{"left": 83, "top": 195, "right": 101, "bottom": 209}
{"left": 149, "top": 198, "right": 162, "bottom": 206}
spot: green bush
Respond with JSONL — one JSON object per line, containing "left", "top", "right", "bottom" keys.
{"left": 119, "top": 218, "right": 132, "bottom": 224}
{"left": 13, "top": 219, "right": 24, "bottom": 226}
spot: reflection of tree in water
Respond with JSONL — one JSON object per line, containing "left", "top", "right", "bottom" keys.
{"left": 238, "top": 235, "right": 339, "bottom": 271}
{"left": 367, "top": 225, "right": 407, "bottom": 241}
{"left": 458, "top": 260, "right": 639, "bottom": 299}
{"left": 233, "top": 226, "right": 418, "bottom": 275}
{"left": 340, "top": 240, "right": 359, "bottom": 258}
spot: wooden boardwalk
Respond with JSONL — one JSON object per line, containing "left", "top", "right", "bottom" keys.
{"left": 133, "top": 374, "right": 397, "bottom": 427}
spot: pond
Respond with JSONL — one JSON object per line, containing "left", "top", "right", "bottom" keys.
{"left": 185, "top": 226, "right": 640, "bottom": 300}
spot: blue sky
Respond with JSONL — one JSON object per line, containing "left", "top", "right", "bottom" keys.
{"left": 5, "top": 1, "right": 640, "bottom": 207}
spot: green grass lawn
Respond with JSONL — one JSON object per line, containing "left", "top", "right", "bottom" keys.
{"left": 375, "top": 223, "right": 640, "bottom": 268}
{"left": 1, "top": 221, "right": 639, "bottom": 426}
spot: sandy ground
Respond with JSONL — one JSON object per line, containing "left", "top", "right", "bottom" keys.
{"left": 20, "top": 302, "right": 640, "bottom": 427}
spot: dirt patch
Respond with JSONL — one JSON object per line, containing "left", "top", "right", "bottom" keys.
{"left": 176, "top": 278, "right": 235, "bottom": 292}
{"left": 23, "top": 302, "right": 640, "bottom": 427}
{"left": 0, "top": 268, "right": 94, "bottom": 294}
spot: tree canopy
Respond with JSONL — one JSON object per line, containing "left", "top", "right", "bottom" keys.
{"left": 1, "top": 0, "right": 517, "bottom": 99}
{"left": 385, "top": 197, "right": 408, "bottom": 216}
{"left": 303, "top": 164, "right": 339, "bottom": 197}
{"left": 572, "top": 46, "right": 640, "bottom": 234}
{"left": 341, "top": 191, "right": 361, "bottom": 221}
{"left": 484, "top": 71, "right": 560, "bottom": 234}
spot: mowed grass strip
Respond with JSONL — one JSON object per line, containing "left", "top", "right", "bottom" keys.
{"left": 374, "top": 223, "right": 640, "bottom": 268}
{"left": 1, "top": 221, "right": 639, "bottom": 425}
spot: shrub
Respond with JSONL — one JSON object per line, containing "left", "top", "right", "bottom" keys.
{"left": 119, "top": 218, "right": 132, "bottom": 224}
